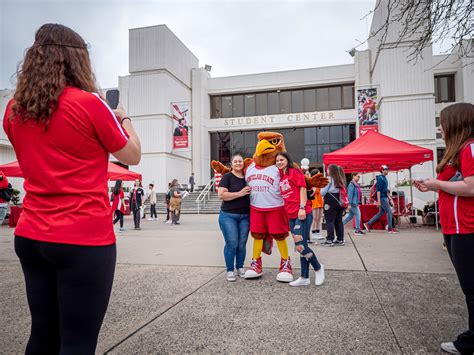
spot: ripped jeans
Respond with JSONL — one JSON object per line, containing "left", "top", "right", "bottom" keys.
{"left": 289, "top": 213, "right": 321, "bottom": 278}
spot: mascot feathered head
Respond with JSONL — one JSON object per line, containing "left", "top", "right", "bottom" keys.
{"left": 253, "top": 132, "right": 286, "bottom": 168}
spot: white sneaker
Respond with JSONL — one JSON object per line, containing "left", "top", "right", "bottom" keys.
{"left": 289, "top": 277, "right": 310, "bottom": 287}
{"left": 315, "top": 264, "right": 325, "bottom": 286}
{"left": 119, "top": 228, "right": 125, "bottom": 233}
{"left": 312, "top": 232, "right": 324, "bottom": 240}
{"left": 166, "top": 220, "right": 172, "bottom": 224}
{"left": 226, "top": 271, "right": 236, "bottom": 282}
{"left": 237, "top": 268, "right": 245, "bottom": 278}
{"left": 147, "top": 217, "right": 153, "bottom": 221}
{"left": 440, "top": 342, "right": 460, "bottom": 354}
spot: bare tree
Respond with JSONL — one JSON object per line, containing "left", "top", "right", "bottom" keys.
{"left": 364, "top": 0, "right": 473, "bottom": 63}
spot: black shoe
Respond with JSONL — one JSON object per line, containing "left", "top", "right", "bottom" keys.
{"left": 134, "top": 227, "right": 141, "bottom": 230}
{"left": 334, "top": 240, "right": 345, "bottom": 246}
{"left": 354, "top": 230, "right": 366, "bottom": 236}
{"left": 174, "top": 222, "right": 181, "bottom": 225}
{"left": 321, "top": 240, "right": 334, "bottom": 247}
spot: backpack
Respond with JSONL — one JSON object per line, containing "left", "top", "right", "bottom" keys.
{"left": 339, "top": 185, "right": 349, "bottom": 209}
{"left": 369, "top": 178, "right": 378, "bottom": 200}
{"left": 0, "top": 183, "right": 13, "bottom": 202}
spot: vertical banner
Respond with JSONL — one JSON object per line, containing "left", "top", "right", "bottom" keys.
{"left": 171, "top": 102, "right": 190, "bottom": 149}
{"left": 357, "top": 87, "right": 379, "bottom": 136}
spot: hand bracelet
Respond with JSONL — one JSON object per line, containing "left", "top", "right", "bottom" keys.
{"left": 121, "top": 116, "right": 131, "bottom": 124}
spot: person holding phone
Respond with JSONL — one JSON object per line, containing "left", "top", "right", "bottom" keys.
{"left": 3, "top": 24, "right": 141, "bottom": 354}
{"left": 414, "top": 103, "right": 474, "bottom": 354}
{"left": 217, "top": 154, "right": 251, "bottom": 281}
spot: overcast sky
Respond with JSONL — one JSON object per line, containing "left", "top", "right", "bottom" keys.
{"left": 2, "top": 0, "right": 380, "bottom": 89}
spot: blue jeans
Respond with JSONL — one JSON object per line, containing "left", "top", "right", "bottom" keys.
{"left": 0, "top": 205, "right": 7, "bottom": 225}
{"left": 289, "top": 213, "right": 321, "bottom": 278}
{"left": 343, "top": 205, "right": 361, "bottom": 231}
{"left": 367, "top": 197, "right": 393, "bottom": 229}
{"left": 218, "top": 211, "right": 250, "bottom": 272}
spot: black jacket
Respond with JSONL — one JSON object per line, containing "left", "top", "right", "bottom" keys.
{"left": 130, "top": 187, "right": 145, "bottom": 210}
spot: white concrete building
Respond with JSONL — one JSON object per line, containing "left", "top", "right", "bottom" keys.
{"left": 1, "top": 1, "right": 473, "bottom": 204}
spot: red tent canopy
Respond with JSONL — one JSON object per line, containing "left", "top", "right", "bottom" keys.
{"left": 323, "top": 131, "right": 433, "bottom": 172}
{"left": 0, "top": 161, "right": 141, "bottom": 181}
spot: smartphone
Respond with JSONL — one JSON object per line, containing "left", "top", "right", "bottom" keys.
{"left": 449, "top": 170, "right": 463, "bottom": 182}
{"left": 106, "top": 89, "right": 120, "bottom": 110}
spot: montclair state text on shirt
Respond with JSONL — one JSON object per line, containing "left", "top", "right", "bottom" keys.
{"left": 247, "top": 173, "right": 275, "bottom": 185}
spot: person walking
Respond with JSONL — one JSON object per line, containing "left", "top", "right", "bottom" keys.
{"left": 310, "top": 169, "right": 324, "bottom": 241}
{"left": 0, "top": 171, "right": 10, "bottom": 225}
{"left": 130, "top": 179, "right": 145, "bottom": 230}
{"left": 363, "top": 165, "right": 399, "bottom": 233}
{"left": 2, "top": 23, "right": 141, "bottom": 354}
{"left": 163, "top": 182, "right": 171, "bottom": 223}
{"left": 276, "top": 152, "right": 325, "bottom": 287}
{"left": 217, "top": 154, "right": 251, "bottom": 282}
{"left": 189, "top": 173, "right": 195, "bottom": 192}
{"left": 321, "top": 164, "right": 346, "bottom": 247}
{"left": 343, "top": 173, "right": 365, "bottom": 236}
{"left": 414, "top": 103, "right": 474, "bottom": 354}
{"left": 111, "top": 180, "right": 126, "bottom": 232}
{"left": 147, "top": 183, "right": 157, "bottom": 221}
{"left": 169, "top": 179, "right": 183, "bottom": 225}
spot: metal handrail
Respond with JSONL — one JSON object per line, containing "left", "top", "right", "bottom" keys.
{"left": 195, "top": 178, "right": 216, "bottom": 214}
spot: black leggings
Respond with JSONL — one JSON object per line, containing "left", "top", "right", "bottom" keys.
{"left": 132, "top": 208, "right": 141, "bottom": 228}
{"left": 444, "top": 233, "right": 474, "bottom": 353}
{"left": 113, "top": 210, "right": 124, "bottom": 228}
{"left": 15, "top": 236, "right": 116, "bottom": 355}
{"left": 150, "top": 204, "right": 157, "bottom": 218}
{"left": 323, "top": 193, "right": 344, "bottom": 242}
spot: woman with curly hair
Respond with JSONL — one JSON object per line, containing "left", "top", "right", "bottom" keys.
{"left": 3, "top": 24, "right": 141, "bottom": 354}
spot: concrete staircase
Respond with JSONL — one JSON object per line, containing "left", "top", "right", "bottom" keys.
{"left": 143, "top": 191, "right": 221, "bottom": 214}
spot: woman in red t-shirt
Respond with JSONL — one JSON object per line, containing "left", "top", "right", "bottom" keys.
{"left": 276, "top": 152, "right": 325, "bottom": 287}
{"left": 111, "top": 180, "right": 126, "bottom": 232}
{"left": 414, "top": 103, "right": 474, "bottom": 354}
{"left": 3, "top": 24, "right": 141, "bottom": 354}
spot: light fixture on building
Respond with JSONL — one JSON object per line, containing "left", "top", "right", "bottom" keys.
{"left": 348, "top": 48, "right": 356, "bottom": 57}
{"left": 204, "top": 64, "right": 212, "bottom": 72}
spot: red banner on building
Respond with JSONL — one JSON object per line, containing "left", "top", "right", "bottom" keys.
{"left": 357, "top": 87, "right": 379, "bottom": 136}
{"left": 171, "top": 102, "right": 190, "bottom": 149}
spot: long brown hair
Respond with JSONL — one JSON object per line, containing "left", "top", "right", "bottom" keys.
{"left": 328, "top": 164, "right": 346, "bottom": 188}
{"left": 11, "top": 23, "right": 98, "bottom": 125}
{"left": 437, "top": 103, "right": 474, "bottom": 173}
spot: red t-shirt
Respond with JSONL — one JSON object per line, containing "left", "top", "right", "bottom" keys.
{"left": 3, "top": 87, "right": 129, "bottom": 246}
{"left": 111, "top": 189, "right": 125, "bottom": 213}
{"left": 279, "top": 168, "right": 312, "bottom": 218}
{"left": 438, "top": 140, "right": 474, "bottom": 235}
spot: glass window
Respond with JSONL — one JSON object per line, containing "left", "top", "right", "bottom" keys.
{"left": 268, "top": 92, "right": 279, "bottom": 115}
{"left": 291, "top": 90, "right": 304, "bottom": 113}
{"left": 244, "top": 131, "right": 257, "bottom": 150}
{"left": 435, "top": 75, "right": 455, "bottom": 103}
{"left": 244, "top": 94, "right": 256, "bottom": 116}
{"left": 282, "top": 128, "right": 305, "bottom": 162}
{"left": 342, "top": 125, "right": 350, "bottom": 142}
{"left": 218, "top": 132, "right": 231, "bottom": 164}
{"left": 303, "top": 89, "right": 316, "bottom": 112}
{"left": 211, "top": 96, "right": 222, "bottom": 118}
{"left": 330, "top": 143, "right": 343, "bottom": 152}
{"left": 317, "top": 126, "right": 330, "bottom": 144}
{"left": 279, "top": 91, "right": 291, "bottom": 114}
{"left": 330, "top": 125, "right": 343, "bottom": 143}
{"left": 232, "top": 131, "right": 244, "bottom": 154}
{"left": 437, "top": 147, "right": 446, "bottom": 164}
{"left": 256, "top": 93, "right": 267, "bottom": 115}
{"left": 222, "top": 96, "right": 233, "bottom": 118}
{"left": 304, "top": 145, "right": 318, "bottom": 163}
{"left": 342, "top": 85, "right": 354, "bottom": 109}
{"left": 304, "top": 127, "right": 317, "bottom": 145}
{"left": 233, "top": 95, "right": 244, "bottom": 117}
{"left": 316, "top": 87, "right": 329, "bottom": 111}
{"left": 329, "top": 86, "right": 342, "bottom": 110}
{"left": 318, "top": 144, "right": 331, "bottom": 162}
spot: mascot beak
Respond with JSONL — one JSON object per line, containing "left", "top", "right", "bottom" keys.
{"left": 256, "top": 139, "right": 276, "bottom": 157}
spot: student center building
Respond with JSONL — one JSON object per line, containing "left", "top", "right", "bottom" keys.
{"left": 0, "top": 3, "right": 472, "bottom": 197}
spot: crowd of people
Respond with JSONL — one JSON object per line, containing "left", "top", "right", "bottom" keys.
{"left": 1, "top": 23, "right": 473, "bottom": 355}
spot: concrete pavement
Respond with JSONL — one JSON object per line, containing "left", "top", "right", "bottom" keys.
{"left": 0, "top": 214, "right": 466, "bottom": 354}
